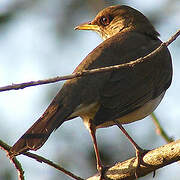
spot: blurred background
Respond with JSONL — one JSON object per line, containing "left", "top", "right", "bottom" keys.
{"left": 0, "top": 0, "right": 179, "bottom": 179}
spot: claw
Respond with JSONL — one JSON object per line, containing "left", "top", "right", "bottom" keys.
{"left": 97, "top": 165, "right": 109, "bottom": 180}
{"left": 135, "top": 148, "right": 150, "bottom": 178}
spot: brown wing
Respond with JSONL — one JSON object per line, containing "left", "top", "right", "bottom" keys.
{"left": 10, "top": 30, "right": 172, "bottom": 157}
{"left": 91, "top": 32, "right": 172, "bottom": 126}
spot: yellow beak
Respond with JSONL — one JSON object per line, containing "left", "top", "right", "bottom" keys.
{"left": 74, "top": 22, "right": 99, "bottom": 31}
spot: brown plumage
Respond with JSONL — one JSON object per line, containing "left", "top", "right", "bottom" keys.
{"left": 10, "top": 5, "right": 172, "bottom": 179}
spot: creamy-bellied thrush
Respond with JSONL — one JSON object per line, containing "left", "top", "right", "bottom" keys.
{"left": 10, "top": 5, "right": 172, "bottom": 179}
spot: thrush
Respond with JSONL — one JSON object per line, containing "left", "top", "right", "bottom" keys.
{"left": 10, "top": 5, "right": 172, "bottom": 179}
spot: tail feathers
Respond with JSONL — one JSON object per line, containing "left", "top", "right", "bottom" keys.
{"left": 9, "top": 104, "right": 63, "bottom": 158}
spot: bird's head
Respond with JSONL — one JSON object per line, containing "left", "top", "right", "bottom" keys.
{"left": 75, "top": 5, "right": 159, "bottom": 40}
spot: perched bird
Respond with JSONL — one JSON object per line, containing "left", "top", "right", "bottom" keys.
{"left": 10, "top": 5, "right": 172, "bottom": 179}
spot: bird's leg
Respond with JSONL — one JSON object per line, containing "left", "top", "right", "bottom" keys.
{"left": 113, "top": 119, "right": 149, "bottom": 178}
{"left": 88, "top": 123, "right": 107, "bottom": 180}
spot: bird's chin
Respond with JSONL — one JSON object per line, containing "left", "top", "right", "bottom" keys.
{"left": 98, "top": 32, "right": 111, "bottom": 40}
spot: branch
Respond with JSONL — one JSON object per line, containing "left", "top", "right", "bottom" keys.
{"left": 1, "top": 139, "right": 179, "bottom": 180}
{"left": 22, "top": 152, "right": 84, "bottom": 180}
{"left": 0, "top": 140, "right": 25, "bottom": 180}
{"left": 0, "top": 139, "right": 84, "bottom": 180}
{"left": 87, "top": 140, "right": 180, "bottom": 180}
{"left": 0, "top": 29, "right": 179, "bottom": 93}
{"left": 0, "top": 30, "right": 179, "bottom": 179}
{"left": 151, "top": 113, "right": 174, "bottom": 143}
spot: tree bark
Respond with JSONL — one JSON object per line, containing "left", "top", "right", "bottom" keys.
{"left": 87, "top": 140, "right": 180, "bottom": 180}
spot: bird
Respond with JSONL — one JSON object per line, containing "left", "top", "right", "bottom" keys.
{"left": 9, "top": 5, "right": 172, "bottom": 179}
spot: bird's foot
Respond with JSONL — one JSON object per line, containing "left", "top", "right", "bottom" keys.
{"left": 135, "top": 148, "right": 156, "bottom": 179}
{"left": 135, "top": 148, "right": 152, "bottom": 178}
{"left": 97, "top": 165, "right": 110, "bottom": 180}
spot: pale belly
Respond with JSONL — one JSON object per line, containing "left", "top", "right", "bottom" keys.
{"left": 70, "top": 91, "right": 165, "bottom": 130}
{"left": 96, "top": 91, "right": 165, "bottom": 129}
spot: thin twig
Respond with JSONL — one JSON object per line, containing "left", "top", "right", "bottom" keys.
{"left": 0, "top": 140, "right": 84, "bottom": 180}
{"left": 165, "top": 29, "right": 180, "bottom": 46}
{"left": 23, "top": 152, "right": 84, "bottom": 180}
{"left": 0, "top": 29, "right": 179, "bottom": 93}
{"left": 151, "top": 113, "right": 174, "bottom": 143}
{"left": 0, "top": 140, "right": 25, "bottom": 180}
{"left": 0, "top": 30, "right": 179, "bottom": 180}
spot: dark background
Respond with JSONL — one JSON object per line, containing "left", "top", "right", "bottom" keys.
{"left": 0, "top": 0, "right": 180, "bottom": 179}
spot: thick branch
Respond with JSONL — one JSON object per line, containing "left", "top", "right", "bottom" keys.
{"left": 0, "top": 30, "right": 179, "bottom": 179}
{"left": 0, "top": 29, "right": 179, "bottom": 92}
{"left": 87, "top": 140, "right": 180, "bottom": 180}
{"left": 1, "top": 139, "right": 179, "bottom": 180}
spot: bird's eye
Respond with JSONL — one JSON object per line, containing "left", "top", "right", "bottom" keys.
{"left": 99, "top": 15, "right": 111, "bottom": 26}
